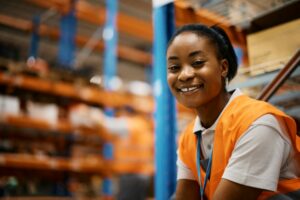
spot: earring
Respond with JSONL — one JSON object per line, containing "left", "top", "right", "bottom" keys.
{"left": 225, "top": 77, "right": 229, "bottom": 90}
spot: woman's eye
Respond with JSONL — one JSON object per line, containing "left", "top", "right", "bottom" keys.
{"left": 168, "top": 65, "right": 179, "bottom": 71}
{"left": 192, "top": 60, "right": 205, "bottom": 67}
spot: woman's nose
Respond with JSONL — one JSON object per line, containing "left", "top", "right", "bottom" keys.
{"left": 178, "top": 65, "right": 195, "bottom": 81}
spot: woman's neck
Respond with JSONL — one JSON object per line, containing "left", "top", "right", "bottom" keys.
{"left": 196, "top": 91, "right": 231, "bottom": 128}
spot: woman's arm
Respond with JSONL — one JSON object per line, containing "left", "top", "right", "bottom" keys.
{"left": 175, "top": 179, "right": 200, "bottom": 200}
{"left": 213, "top": 179, "right": 262, "bottom": 200}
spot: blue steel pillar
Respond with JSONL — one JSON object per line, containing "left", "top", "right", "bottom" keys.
{"left": 58, "top": 0, "right": 77, "bottom": 68}
{"left": 29, "top": 15, "right": 40, "bottom": 58}
{"left": 152, "top": 1, "right": 177, "bottom": 200}
{"left": 102, "top": 0, "right": 118, "bottom": 198}
{"left": 103, "top": 0, "right": 118, "bottom": 90}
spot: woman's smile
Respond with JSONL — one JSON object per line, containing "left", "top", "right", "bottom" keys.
{"left": 176, "top": 83, "right": 204, "bottom": 95}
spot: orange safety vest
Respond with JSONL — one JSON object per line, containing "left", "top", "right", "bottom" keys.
{"left": 179, "top": 95, "right": 300, "bottom": 199}
{"left": 113, "top": 115, "right": 154, "bottom": 176}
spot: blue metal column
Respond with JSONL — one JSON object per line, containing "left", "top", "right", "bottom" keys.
{"left": 102, "top": 0, "right": 118, "bottom": 198}
{"left": 58, "top": 0, "right": 77, "bottom": 68}
{"left": 103, "top": 0, "right": 118, "bottom": 90}
{"left": 152, "top": 1, "right": 177, "bottom": 200}
{"left": 29, "top": 15, "right": 40, "bottom": 58}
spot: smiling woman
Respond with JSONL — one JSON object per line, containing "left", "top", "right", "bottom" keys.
{"left": 167, "top": 24, "right": 300, "bottom": 200}
{"left": 166, "top": 24, "right": 236, "bottom": 127}
{"left": 167, "top": 31, "right": 227, "bottom": 115}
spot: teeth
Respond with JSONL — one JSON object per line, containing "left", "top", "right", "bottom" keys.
{"left": 188, "top": 86, "right": 197, "bottom": 91}
{"left": 180, "top": 86, "right": 198, "bottom": 92}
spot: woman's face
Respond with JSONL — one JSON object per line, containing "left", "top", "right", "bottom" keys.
{"left": 166, "top": 32, "right": 228, "bottom": 109}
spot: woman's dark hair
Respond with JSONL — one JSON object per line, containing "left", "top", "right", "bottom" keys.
{"left": 167, "top": 24, "right": 238, "bottom": 81}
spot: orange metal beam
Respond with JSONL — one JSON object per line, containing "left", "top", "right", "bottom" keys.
{"left": 26, "top": 0, "right": 153, "bottom": 42}
{"left": 0, "top": 14, "right": 152, "bottom": 65}
{"left": 0, "top": 14, "right": 32, "bottom": 31}
{"left": 28, "top": 0, "right": 70, "bottom": 13}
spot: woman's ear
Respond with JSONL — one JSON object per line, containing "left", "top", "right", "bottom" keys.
{"left": 220, "top": 59, "right": 229, "bottom": 78}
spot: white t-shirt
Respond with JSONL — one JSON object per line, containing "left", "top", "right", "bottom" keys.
{"left": 177, "top": 89, "right": 298, "bottom": 191}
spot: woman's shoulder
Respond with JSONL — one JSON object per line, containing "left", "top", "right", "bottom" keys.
{"left": 225, "top": 95, "right": 286, "bottom": 119}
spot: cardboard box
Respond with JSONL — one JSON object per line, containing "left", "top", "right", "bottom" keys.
{"left": 27, "top": 101, "right": 58, "bottom": 125}
{"left": 247, "top": 19, "right": 300, "bottom": 75}
{"left": 0, "top": 95, "right": 20, "bottom": 116}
